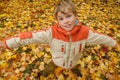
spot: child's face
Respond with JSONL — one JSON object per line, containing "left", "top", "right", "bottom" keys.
{"left": 57, "top": 11, "right": 77, "bottom": 31}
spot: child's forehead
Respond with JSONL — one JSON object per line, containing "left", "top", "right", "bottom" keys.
{"left": 57, "top": 10, "right": 73, "bottom": 16}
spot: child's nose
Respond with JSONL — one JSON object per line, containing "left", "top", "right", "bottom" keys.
{"left": 64, "top": 19, "right": 69, "bottom": 23}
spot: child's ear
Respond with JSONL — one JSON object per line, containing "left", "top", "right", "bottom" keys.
{"left": 75, "top": 20, "right": 78, "bottom": 25}
{"left": 75, "top": 19, "right": 81, "bottom": 26}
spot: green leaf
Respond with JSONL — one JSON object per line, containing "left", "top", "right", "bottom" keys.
{"left": 91, "top": 54, "right": 96, "bottom": 60}
{"left": 16, "top": 47, "right": 23, "bottom": 53}
{"left": 23, "top": 63, "right": 35, "bottom": 74}
{"left": 0, "top": 24, "right": 3, "bottom": 28}
{"left": 100, "top": 74, "right": 108, "bottom": 80}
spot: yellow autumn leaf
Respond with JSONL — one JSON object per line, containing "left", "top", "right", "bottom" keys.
{"left": 20, "top": 53, "right": 26, "bottom": 62}
{"left": 100, "top": 51, "right": 105, "bottom": 56}
{"left": 84, "top": 55, "right": 92, "bottom": 63}
{"left": 11, "top": 54, "right": 17, "bottom": 59}
{"left": 58, "top": 74, "right": 65, "bottom": 80}
{"left": 55, "top": 67, "right": 63, "bottom": 77}
{"left": 19, "top": 66, "right": 26, "bottom": 72}
{"left": 31, "top": 55, "right": 37, "bottom": 62}
{"left": 39, "top": 52, "right": 45, "bottom": 56}
{"left": 22, "top": 46, "right": 28, "bottom": 51}
{"left": 99, "top": 61, "right": 108, "bottom": 70}
{"left": 40, "top": 76, "right": 45, "bottom": 80}
{"left": 4, "top": 22, "right": 13, "bottom": 27}
{"left": 111, "top": 57, "right": 119, "bottom": 64}
{"left": 0, "top": 61, "right": 8, "bottom": 68}
{"left": 78, "top": 60, "right": 85, "bottom": 68}
{"left": 15, "top": 68, "right": 20, "bottom": 74}
{"left": 4, "top": 51, "right": 13, "bottom": 60}
{"left": 39, "top": 62, "right": 45, "bottom": 71}
{"left": 0, "top": 13, "right": 8, "bottom": 18}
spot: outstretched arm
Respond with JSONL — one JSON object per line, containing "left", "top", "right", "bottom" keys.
{"left": 2, "top": 29, "right": 52, "bottom": 49}
{"left": 86, "top": 30, "right": 117, "bottom": 47}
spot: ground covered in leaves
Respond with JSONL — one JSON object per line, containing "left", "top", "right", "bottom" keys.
{"left": 0, "top": 0, "right": 120, "bottom": 80}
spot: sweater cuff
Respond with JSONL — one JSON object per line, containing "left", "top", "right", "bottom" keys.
{"left": 4, "top": 40, "right": 11, "bottom": 50}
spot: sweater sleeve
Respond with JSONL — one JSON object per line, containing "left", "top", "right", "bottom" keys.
{"left": 5, "top": 29, "right": 52, "bottom": 49}
{"left": 86, "top": 30, "right": 116, "bottom": 47}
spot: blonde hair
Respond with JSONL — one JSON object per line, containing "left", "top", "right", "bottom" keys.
{"left": 54, "top": 0, "right": 76, "bottom": 19}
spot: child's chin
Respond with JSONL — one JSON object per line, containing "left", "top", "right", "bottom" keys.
{"left": 65, "top": 28, "right": 73, "bottom": 31}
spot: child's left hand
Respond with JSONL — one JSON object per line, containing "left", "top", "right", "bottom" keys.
{"left": 114, "top": 42, "right": 118, "bottom": 49}
{"left": 102, "top": 46, "right": 109, "bottom": 53}
{"left": 102, "top": 40, "right": 118, "bottom": 53}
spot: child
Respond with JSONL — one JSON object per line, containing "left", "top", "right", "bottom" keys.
{"left": 0, "top": 0, "right": 117, "bottom": 77}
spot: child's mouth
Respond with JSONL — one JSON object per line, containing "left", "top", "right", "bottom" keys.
{"left": 65, "top": 24, "right": 71, "bottom": 28}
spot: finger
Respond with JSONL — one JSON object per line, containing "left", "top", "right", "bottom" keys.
{"left": 0, "top": 47, "right": 5, "bottom": 52}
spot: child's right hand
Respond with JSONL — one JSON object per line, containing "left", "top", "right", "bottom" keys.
{"left": 0, "top": 41, "right": 6, "bottom": 53}
{"left": 0, "top": 41, "right": 5, "bottom": 47}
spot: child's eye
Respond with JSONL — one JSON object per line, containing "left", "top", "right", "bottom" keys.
{"left": 58, "top": 18, "right": 63, "bottom": 21}
{"left": 67, "top": 15, "right": 71, "bottom": 18}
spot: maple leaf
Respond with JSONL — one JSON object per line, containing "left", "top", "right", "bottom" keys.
{"left": 23, "top": 63, "right": 35, "bottom": 74}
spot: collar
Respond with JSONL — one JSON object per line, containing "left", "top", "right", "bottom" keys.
{"left": 52, "top": 21, "right": 89, "bottom": 42}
